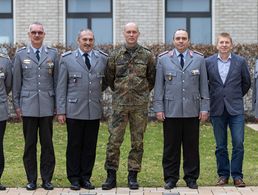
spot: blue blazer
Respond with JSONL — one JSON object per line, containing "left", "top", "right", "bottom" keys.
{"left": 205, "top": 53, "right": 251, "bottom": 116}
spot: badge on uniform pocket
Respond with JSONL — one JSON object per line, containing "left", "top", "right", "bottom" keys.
{"left": 166, "top": 73, "right": 173, "bottom": 81}
{"left": 47, "top": 60, "right": 54, "bottom": 75}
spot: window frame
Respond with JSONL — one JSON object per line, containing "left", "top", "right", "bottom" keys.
{"left": 65, "top": 0, "right": 113, "bottom": 45}
{"left": 165, "top": 0, "right": 212, "bottom": 43}
{"left": 0, "top": 0, "right": 13, "bottom": 44}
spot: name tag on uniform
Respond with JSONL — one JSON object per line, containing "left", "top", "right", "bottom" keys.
{"left": 191, "top": 69, "right": 200, "bottom": 75}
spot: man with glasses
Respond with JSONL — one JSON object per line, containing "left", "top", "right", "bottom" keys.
{"left": 12, "top": 22, "right": 58, "bottom": 190}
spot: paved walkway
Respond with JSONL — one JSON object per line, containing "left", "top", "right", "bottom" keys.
{"left": 1, "top": 186, "right": 258, "bottom": 195}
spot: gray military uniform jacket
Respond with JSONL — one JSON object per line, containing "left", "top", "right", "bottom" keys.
{"left": 12, "top": 45, "right": 59, "bottom": 117}
{"left": 56, "top": 49, "right": 107, "bottom": 120}
{"left": 153, "top": 49, "right": 209, "bottom": 117}
{"left": 253, "top": 59, "right": 258, "bottom": 118}
{"left": 0, "top": 53, "right": 12, "bottom": 121}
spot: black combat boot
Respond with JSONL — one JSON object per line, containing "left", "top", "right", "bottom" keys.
{"left": 128, "top": 171, "right": 139, "bottom": 190}
{"left": 102, "top": 169, "right": 116, "bottom": 190}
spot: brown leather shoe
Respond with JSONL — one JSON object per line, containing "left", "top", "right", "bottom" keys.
{"left": 234, "top": 178, "right": 246, "bottom": 187}
{"left": 216, "top": 177, "right": 229, "bottom": 186}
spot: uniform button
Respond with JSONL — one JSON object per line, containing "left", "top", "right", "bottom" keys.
{"left": 183, "top": 97, "right": 185, "bottom": 100}
{"left": 182, "top": 80, "right": 185, "bottom": 82}
{"left": 38, "top": 82, "right": 40, "bottom": 85}
{"left": 183, "top": 89, "right": 185, "bottom": 91}
{"left": 89, "top": 99, "right": 91, "bottom": 102}
{"left": 38, "top": 75, "right": 40, "bottom": 77}
{"left": 38, "top": 90, "right": 41, "bottom": 92}
{"left": 183, "top": 72, "right": 185, "bottom": 74}
{"left": 89, "top": 90, "right": 91, "bottom": 93}
{"left": 38, "top": 67, "right": 40, "bottom": 70}
{"left": 89, "top": 82, "right": 92, "bottom": 84}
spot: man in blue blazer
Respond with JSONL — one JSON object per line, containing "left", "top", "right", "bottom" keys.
{"left": 206, "top": 32, "right": 251, "bottom": 187}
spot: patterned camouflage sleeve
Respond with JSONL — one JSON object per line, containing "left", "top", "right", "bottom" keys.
{"left": 146, "top": 52, "right": 156, "bottom": 91}
{"left": 105, "top": 52, "right": 116, "bottom": 91}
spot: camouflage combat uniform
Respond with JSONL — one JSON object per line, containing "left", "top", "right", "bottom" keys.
{"left": 104, "top": 44, "right": 155, "bottom": 172}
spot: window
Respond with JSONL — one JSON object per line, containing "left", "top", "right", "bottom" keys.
{"left": 0, "top": 0, "right": 13, "bottom": 44}
{"left": 165, "top": 0, "right": 211, "bottom": 44}
{"left": 66, "top": 0, "right": 113, "bottom": 47}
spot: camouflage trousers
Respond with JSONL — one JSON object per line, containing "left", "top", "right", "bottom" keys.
{"left": 104, "top": 104, "right": 148, "bottom": 172}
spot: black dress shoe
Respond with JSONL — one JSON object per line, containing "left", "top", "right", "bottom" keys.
{"left": 164, "top": 181, "right": 176, "bottom": 189}
{"left": 70, "top": 181, "right": 80, "bottom": 190}
{"left": 26, "top": 182, "right": 37, "bottom": 190}
{"left": 42, "top": 181, "right": 54, "bottom": 190}
{"left": 0, "top": 183, "right": 6, "bottom": 191}
{"left": 81, "top": 180, "right": 95, "bottom": 190}
{"left": 186, "top": 180, "right": 198, "bottom": 189}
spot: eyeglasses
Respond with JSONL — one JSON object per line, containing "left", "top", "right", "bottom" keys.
{"left": 30, "top": 31, "right": 44, "bottom": 36}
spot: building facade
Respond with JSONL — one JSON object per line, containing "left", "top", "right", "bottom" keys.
{"left": 0, "top": 0, "right": 258, "bottom": 46}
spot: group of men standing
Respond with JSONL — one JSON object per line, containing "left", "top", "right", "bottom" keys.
{"left": 0, "top": 20, "right": 253, "bottom": 191}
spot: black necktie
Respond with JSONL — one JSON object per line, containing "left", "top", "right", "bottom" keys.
{"left": 36, "top": 50, "right": 40, "bottom": 61}
{"left": 179, "top": 53, "right": 184, "bottom": 68}
{"left": 83, "top": 53, "right": 91, "bottom": 70}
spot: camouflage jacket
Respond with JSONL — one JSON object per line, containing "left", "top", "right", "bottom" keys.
{"left": 105, "top": 44, "right": 155, "bottom": 106}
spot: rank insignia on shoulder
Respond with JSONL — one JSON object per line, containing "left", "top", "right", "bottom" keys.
{"left": 98, "top": 50, "right": 108, "bottom": 57}
{"left": 193, "top": 50, "right": 204, "bottom": 56}
{"left": 62, "top": 51, "right": 72, "bottom": 57}
{"left": 17, "top": 47, "right": 26, "bottom": 52}
{"left": 0, "top": 52, "right": 9, "bottom": 59}
{"left": 158, "top": 51, "right": 168, "bottom": 57}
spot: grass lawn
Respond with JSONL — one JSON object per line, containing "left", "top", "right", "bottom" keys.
{"left": 2, "top": 121, "right": 258, "bottom": 187}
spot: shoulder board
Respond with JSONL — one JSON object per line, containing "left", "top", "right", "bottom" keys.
{"left": 62, "top": 51, "right": 72, "bottom": 57}
{"left": 98, "top": 50, "right": 108, "bottom": 57}
{"left": 47, "top": 46, "right": 57, "bottom": 51}
{"left": 193, "top": 50, "right": 204, "bottom": 56}
{"left": 158, "top": 51, "right": 168, "bottom": 57}
{"left": 0, "top": 52, "right": 9, "bottom": 59}
{"left": 17, "top": 47, "right": 26, "bottom": 52}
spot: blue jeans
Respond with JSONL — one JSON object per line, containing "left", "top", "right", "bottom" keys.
{"left": 210, "top": 110, "right": 244, "bottom": 180}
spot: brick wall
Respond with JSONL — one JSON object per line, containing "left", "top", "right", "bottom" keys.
{"left": 15, "top": 0, "right": 64, "bottom": 46}
{"left": 214, "top": 0, "right": 258, "bottom": 44}
{"left": 114, "top": 0, "right": 164, "bottom": 45}
{"left": 13, "top": 0, "right": 258, "bottom": 46}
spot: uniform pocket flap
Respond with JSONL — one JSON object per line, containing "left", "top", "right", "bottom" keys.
{"left": 164, "top": 95, "right": 174, "bottom": 100}
{"left": 48, "top": 91, "right": 55, "bottom": 96}
{"left": 21, "top": 91, "right": 30, "bottom": 97}
{"left": 165, "top": 71, "right": 177, "bottom": 76}
{"left": 69, "top": 72, "right": 82, "bottom": 78}
{"left": 0, "top": 97, "right": 6, "bottom": 103}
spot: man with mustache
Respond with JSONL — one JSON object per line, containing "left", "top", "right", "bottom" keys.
{"left": 56, "top": 29, "right": 108, "bottom": 190}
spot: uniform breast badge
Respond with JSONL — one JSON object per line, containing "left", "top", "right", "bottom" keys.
{"left": 167, "top": 73, "right": 173, "bottom": 81}
{"left": 47, "top": 60, "right": 54, "bottom": 75}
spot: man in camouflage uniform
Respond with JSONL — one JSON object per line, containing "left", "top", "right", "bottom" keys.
{"left": 102, "top": 22, "right": 155, "bottom": 190}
